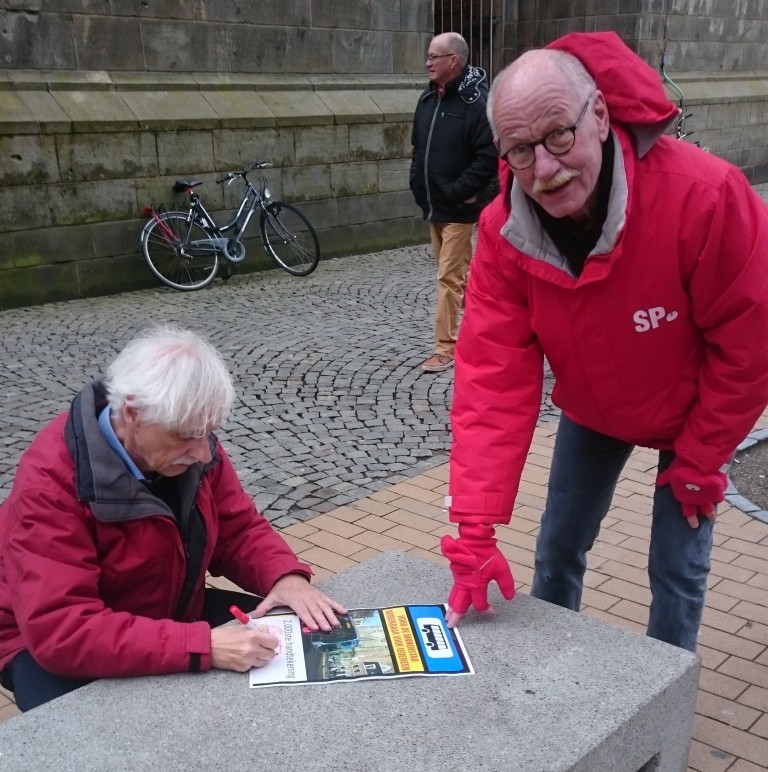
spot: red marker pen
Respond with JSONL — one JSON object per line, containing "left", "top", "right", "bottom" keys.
{"left": 230, "top": 604, "right": 259, "bottom": 630}
{"left": 230, "top": 605, "right": 283, "bottom": 653}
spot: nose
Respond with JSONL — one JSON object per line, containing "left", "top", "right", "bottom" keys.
{"left": 531, "top": 143, "right": 561, "bottom": 178}
{"left": 188, "top": 436, "right": 213, "bottom": 464}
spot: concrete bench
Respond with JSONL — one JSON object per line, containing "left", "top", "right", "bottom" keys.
{"left": 0, "top": 551, "right": 699, "bottom": 772}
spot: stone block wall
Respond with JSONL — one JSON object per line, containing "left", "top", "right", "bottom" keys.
{"left": 0, "top": 0, "right": 435, "bottom": 310}
{"left": 1, "top": 0, "right": 768, "bottom": 309}
{"left": 0, "top": 72, "right": 427, "bottom": 309}
{"left": 0, "top": 0, "right": 433, "bottom": 75}
{"left": 501, "top": 0, "right": 768, "bottom": 182}
{"left": 511, "top": 0, "right": 768, "bottom": 73}
{"left": 660, "top": 72, "right": 768, "bottom": 180}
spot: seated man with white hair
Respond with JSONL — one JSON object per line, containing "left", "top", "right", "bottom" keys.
{"left": 0, "top": 326, "right": 346, "bottom": 710}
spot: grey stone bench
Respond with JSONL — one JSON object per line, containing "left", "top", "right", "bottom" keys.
{"left": 0, "top": 551, "right": 698, "bottom": 772}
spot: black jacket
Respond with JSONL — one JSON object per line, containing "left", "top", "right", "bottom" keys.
{"left": 409, "top": 65, "right": 498, "bottom": 223}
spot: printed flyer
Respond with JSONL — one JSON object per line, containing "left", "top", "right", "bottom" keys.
{"left": 247, "top": 604, "right": 473, "bottom": 688}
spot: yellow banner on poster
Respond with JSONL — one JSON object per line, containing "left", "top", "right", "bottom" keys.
{"left": 383, "top": 606, "right": 425, "bottom": 673}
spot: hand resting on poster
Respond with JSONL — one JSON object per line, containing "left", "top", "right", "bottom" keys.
{"left": 251, "top": 573, "right": 348, "bottom": 632}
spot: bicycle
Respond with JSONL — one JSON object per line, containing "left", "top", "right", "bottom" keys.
{"left": 139, "top": 160, "right": 320, "bottom": 290}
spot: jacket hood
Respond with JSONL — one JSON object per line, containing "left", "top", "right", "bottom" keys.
{"left": 421, "top": 64, "right": 488, "bottom": 105}
{"left": 546, "top": 31, "right": 679, "bottom": 157}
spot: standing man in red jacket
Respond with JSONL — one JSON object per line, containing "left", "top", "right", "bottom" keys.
{"left": 410, "top": 32, "right": 498, "bottom": 373}
{"left": 441, "top": 32, "right": 768, "bottom": 651}
{"left": 0, "top": 326, "right": 346, "bottom": 710}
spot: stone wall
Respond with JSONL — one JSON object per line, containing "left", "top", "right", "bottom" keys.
{"left": 1, "top": 0, "right": 768, "bottom": 309}
{"left": 661, "top": 71, "right": 768, "bottom": 179}
{"left": 512, "top": 0, "right": 768, "bottom": 72}
{"left": 0, "top": 0, "right": 434, "bottom": 310}
{"left": 0, "top": 0, "right": 433, "bottom": 75}
{"left": 0, "top": 72, "right": 426, "bottom": 309}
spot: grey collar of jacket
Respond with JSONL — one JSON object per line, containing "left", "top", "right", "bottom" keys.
{"left": 64, "top": 381, "right": 216, "bottom": 523}
{"left": 629, "top": 109, "right": 680, "bottom": 158}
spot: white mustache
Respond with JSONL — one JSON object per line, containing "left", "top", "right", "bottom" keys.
{"left": 533, "top": 169, "right": 579, "bottom": 194}
{"left": 172, "top": 456, "right": 198, "bottom": 467}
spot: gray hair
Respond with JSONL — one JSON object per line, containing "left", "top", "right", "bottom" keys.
{"left": 105, "top": 326, "right": 235, "bottom": 432}
{"left": 437, "top": 31, "right": 469, "bottom": 67}
{"left": 487, "top": 49, "right": 597, "bottom": 137}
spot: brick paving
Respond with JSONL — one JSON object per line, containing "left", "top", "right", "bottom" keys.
{"left": 1, "top": 188, "right": 767, "bottom": 770}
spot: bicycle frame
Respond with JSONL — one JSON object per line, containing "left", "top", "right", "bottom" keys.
{"left": 179, "top": 172, "right": 269, "bottom": 261}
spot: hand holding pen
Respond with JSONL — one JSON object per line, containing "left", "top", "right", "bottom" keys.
{"left": 230, "top": 605, "right": 284, "bottom": 654}
{"left": 208, "top": 605, "right": 281, "bottom": 672}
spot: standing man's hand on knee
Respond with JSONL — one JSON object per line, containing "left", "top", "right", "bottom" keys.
{"left": 441, "top": 522, "right": 515, "bottom": 628}
{"left": 656, "top": 459, "right": 727, "bottom": 529}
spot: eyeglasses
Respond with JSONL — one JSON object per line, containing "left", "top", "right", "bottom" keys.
{"left": 426, "top": 53, "right": 454, "bottom": 62}
{"left": 501, "top": 96, "right": 593, "bottom": 170}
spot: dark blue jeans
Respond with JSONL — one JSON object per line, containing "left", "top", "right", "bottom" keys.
{"left": 0, "top": 587, "right": 260, "bottom": 712}
{"left": 530, "top": 414, "right": 714, "bottom": 652}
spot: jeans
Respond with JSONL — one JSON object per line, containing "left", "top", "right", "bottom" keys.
{"left": 530, "top": 414, "right": 714, "bottom": 652}
{"left": 0, "top": 587, "right": 261, "bottom": 712}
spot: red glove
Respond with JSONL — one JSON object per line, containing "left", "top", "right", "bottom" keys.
{"left": 656, "top": 459, "right": 727, "bottom": 528}
{"left": 441, "top": 523, "right": 515, "bottom": 627}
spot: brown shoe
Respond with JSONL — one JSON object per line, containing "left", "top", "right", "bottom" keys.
{"left": 421, "top": 353, "right": 454, "bottom": 373}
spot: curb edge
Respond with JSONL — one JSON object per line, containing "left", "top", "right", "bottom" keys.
{"left": 726, "top": 428, "right": 768, "bottom": 525}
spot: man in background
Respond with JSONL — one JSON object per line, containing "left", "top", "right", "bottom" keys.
{"left": 410, "top": 31, "right": 498, "bottom": 373}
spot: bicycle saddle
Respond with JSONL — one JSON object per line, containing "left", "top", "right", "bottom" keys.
{"left": 173, "top": 180, "right": 203, "bottom": 192}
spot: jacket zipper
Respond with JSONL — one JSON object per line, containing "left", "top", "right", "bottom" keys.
{"left": 172, "top": 476, "right": 204, "bottom": 621}
{"left": 424, "top": 95, "right": 441, "bottom": 221}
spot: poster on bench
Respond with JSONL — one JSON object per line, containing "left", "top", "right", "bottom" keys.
{"left": 247, "top": 604, "right": 473, "bottom": 688}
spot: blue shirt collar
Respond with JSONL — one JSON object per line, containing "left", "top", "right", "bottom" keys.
{"left": 98, "top": 406, "right": 146, "bottom": 481}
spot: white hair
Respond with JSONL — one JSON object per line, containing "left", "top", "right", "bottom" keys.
{"left": 105, "top": 326, "right": 235, "bottom": 432}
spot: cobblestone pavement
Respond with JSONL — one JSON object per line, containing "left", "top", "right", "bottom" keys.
{"left": 2, "top": 182, "right": 765, "bottom": 528}
{"left": 0, "top": 244, "right": 558, "bottom": 527}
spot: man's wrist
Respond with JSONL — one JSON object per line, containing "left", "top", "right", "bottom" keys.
{"left": 457, "top": 522, "right": 495, "bottom": 541}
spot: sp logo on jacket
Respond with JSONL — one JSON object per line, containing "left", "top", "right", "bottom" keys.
{"left": 633, "top": 306, "right": 680, "bottom": 332}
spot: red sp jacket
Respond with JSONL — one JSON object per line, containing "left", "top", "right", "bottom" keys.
{"left": 0, "top": 383, "right": 312, "bottom": 677}
{"left": 448, "top": 32, "right": 768, "bottom": 523}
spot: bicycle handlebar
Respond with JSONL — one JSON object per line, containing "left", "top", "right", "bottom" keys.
{"left": 215, "top": 160, "right": 273, "bottom": 185}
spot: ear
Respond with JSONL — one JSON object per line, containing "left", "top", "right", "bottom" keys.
{"left": 593, "top": 91, "right": 611, "bottom": 142}
{"left": 121, "top": 400, "right": 140, "bottom": 428}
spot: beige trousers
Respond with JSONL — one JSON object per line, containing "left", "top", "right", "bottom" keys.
{"left": 429, "top": 221, "right": 475, "bottom": 357}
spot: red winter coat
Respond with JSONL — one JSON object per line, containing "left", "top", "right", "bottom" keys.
{"left": 0, "top": 383, "right": 311, "bottom": 677}
{"left": 448, "top": 32, "right": 768, "bottom": 523}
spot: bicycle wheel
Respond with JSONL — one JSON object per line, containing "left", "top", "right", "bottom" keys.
{"left": 141, "top": 211, "right": 219, "bottom": 290}
{"left": 260, "top": 202, "right": 320, "bottom": 276}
